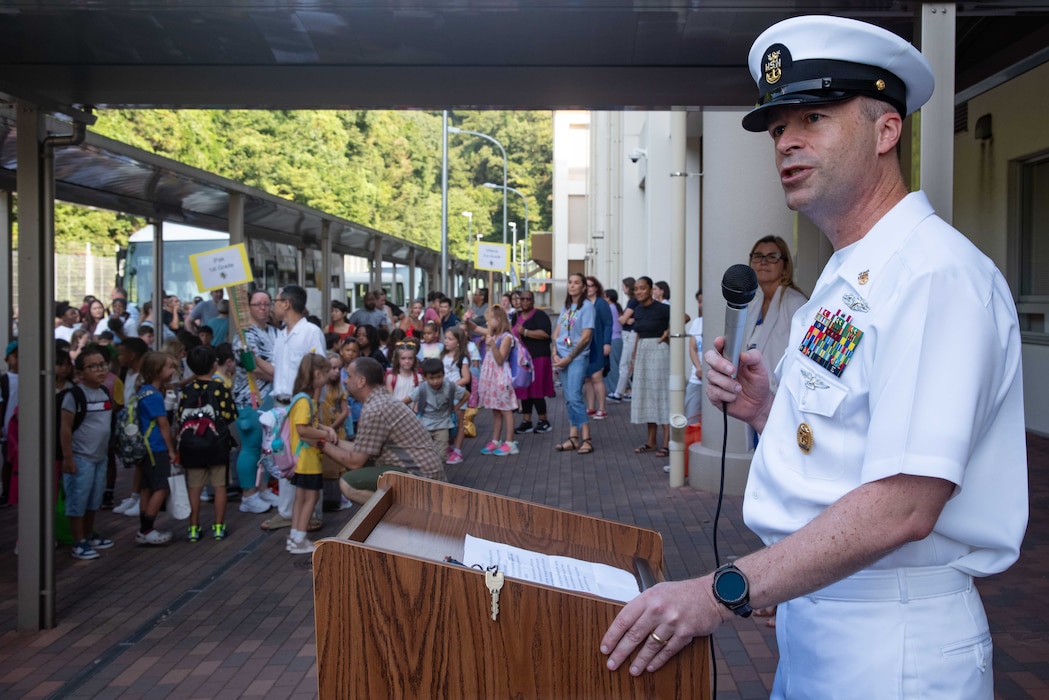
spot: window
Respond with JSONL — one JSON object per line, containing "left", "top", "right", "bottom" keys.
{"left": 1016, "top": 151, "right": 1049, "bottom": 341}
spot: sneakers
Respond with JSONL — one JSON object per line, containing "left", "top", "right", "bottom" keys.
{"left": 257, "top": 489, "right": 280, "bottom": 506}
{"left": 586, "top": 409, "right": 597, "bottom": 416}
{"left": 593, "top": 410, "right": 608, "bottom": 420}
{"left": 446, "top": 448, "right": 464, "bottom": 465}
{"left": 534, "top": 420, "right": 553, "bottom": 434}
{"left": 135, "top": 529, "right": 173, "bottom": 546}
{"left": 112, "top": 494, "right": 139, "bottom": 514}
{"left": 339, "top": 496, "right": 355, "bottom": 511}
{"left": 87, "top": 533, "right": 114, "bottom": 550}
{"left": 239, "top": 493, "right": 271, "bottom": 514}
{"left": 515, "top": 421, "right": 534, "bottom": 434}
{"left": 123, "top": 499, "right": 141, "bottom": 517}
{"left": 213, "top": 524, "right": 227, "bottom": 540}
{"left": 71, "top": 541, "right": 99, "bottom": 560}
{"left": 286, "top": 536, "right": 315, "bottom": 555}
{"left": 607, "top": 392, "right": 623, "bottom": 402}
{"left": 493, "top": 441, "right": 519, "bottom": 456}
{"left": 480, "top": 440, "right": 499, "bottom": 455}
{"left": 622, "top": 394, "right": 632, "bottom": 401}
{"left": 188, "top": 525, "right": 202, "bottom": 542}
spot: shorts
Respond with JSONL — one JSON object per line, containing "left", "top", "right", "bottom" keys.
{"left": 138, "top": 451, "right": 171, "bottom": 492}
{"left": 186, "top": 464, "right": 228, "bottom": 489}
{"left": 340, "top": 465, "right": 407, "bottom": 492}
{"left": 289, "top": 472, "right": 323, "bottom": 491}
{"left": 428, "top": 428, "right": 450, "bottom": 460}
{"left": 63, "top": 455, "right": 107, "bottom": 517}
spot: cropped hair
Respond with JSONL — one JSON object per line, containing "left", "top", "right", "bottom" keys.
{"left": 186, "top": 344, "right": 217, "bottom": 376}
{"left": 281, "top": 284, "right": 308, "bottom": 315}
{"left": 351, "top": 357, "right": 385, "bottom": 388}
{"left": 420, "top": 358, "right": 444, "bottom": 376}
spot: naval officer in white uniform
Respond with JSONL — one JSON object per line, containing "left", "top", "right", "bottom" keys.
{"left": 600, "top": 15, "right": 1028, "bottom": 698}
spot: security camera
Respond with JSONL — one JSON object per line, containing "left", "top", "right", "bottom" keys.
{"left": 628, "top": 148, "right": 647, "bottom": 163}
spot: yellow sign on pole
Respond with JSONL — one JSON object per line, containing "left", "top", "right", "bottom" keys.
{"left": 189, "top": 243, "right": 254, "bottom": 292}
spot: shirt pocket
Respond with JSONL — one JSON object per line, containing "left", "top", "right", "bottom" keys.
{"left": 782, "top": 362, "right": 849, "bottom": 480}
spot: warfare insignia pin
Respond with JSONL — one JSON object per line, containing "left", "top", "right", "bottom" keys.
{"left": 797, "top": 423, "right": 814, "bottom": 454}
{"left": 842, "top": 293, "right": 870, "bottom": 313}
{"left": 800, "top": 368, "right": 829, "bottom": 390}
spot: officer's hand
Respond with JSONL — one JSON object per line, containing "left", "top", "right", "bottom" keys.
{"left": 704, "top": 337, "right": 773, "bottom": 432}
{"left": 600, "top": 577, "right": 729, "bottom": 676}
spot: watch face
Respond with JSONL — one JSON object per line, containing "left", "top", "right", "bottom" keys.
{"left": 716, "top": 570, "right": 747, "bottom": 603}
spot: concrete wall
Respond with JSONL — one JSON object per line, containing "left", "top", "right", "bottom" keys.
{"left": 953, "top": 61, "right": 1049, "bottom": 436}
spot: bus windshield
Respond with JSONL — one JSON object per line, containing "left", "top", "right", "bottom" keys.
{"left": 125, "top": 237, "right": 229, "bottom": 304}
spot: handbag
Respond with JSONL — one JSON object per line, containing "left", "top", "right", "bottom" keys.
{"left": 167, "top": 466, "right": 192, "bottom": 521}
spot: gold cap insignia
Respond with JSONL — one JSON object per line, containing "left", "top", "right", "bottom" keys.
{"left": 858, "top": 270, "right": 869, "bottom": 285}
{"left": 875, "top": 79, "right": 886, "bottom": 91}
{"left": 765, "top": 50, "right": 782, "bottom": 85}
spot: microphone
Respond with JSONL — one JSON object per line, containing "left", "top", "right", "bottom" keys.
{"left": 721, "top": 264, "right": 759, "bottom": 379}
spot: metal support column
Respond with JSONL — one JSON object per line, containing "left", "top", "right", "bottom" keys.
{"left": 16, "top": 103, "right": 54, "bottom": 630}
{"left": 408, "top": 249, "right": 417, "bottom": 303}
{"left": 0, "top": 190, "right": 12, "bottom": 350}
{"left": 917, "top": 3, "right": 956, "bottom": 222}
{"left": 320, "top": 221, "right": 331, "bottom": 314}
{"left": 152, "top": 220, "right": 164, "bottom": 350}
{"left": 667, "top": 111, "right": 688, "bottom": 488}
{"left": 228, "top": 193, "right": 245, "bottom": 246}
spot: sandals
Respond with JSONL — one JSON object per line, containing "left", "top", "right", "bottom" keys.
{"left": 634, "top": 444, "right": 656, "bottom": 454}
{"left": 655, "top": 447, "right": 669, "bottom": 458}
{"left": 555, "top": 437, "right": 580, "bottom": 452}
{"left": 577, "top": 438, "right": 594, "bottom": 455}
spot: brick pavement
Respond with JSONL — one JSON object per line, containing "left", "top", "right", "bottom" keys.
{"left": 0, "top": 394, "right": 1044, "bottom": 699}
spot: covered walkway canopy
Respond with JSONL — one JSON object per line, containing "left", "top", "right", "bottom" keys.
{"left": 0, "top": 109, "right": 450, "bottom": 271}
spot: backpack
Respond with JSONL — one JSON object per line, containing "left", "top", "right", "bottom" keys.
{"left": 507, "top": 335, "right": 534, "bottom": 389}
{"left": 386, "top": 369, "right": 421, "bottom": 391}
{"left": 258, "top": 392, "right": 312, "bottom": 479}
{"left": 57, "top": 385, "right": 112, "bottom": 459}
{"left": 176, "top": 381, "right": 230, "bottom": 468}
{"left": 113, "top": 386, "right": 157, "bottom": 465}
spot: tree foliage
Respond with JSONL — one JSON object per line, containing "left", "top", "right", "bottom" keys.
{"left": 70, "top": 109, "right": 553, "bottom": 259}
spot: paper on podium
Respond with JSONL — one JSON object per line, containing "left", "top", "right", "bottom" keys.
{"left": 464, "top": 534, "right": 641, "bottom": 603}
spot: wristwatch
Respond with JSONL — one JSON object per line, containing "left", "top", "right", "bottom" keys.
{"left": 711, "top": 563, "right": 753, "bottom": 618}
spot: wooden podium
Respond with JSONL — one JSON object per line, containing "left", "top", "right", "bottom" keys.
{"left": 313, "top": 473, "right": 710, "bottom": 699}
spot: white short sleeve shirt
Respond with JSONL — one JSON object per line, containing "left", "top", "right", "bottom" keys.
{"left": 744, "top": 192, "right": 1028, "bottom": 577}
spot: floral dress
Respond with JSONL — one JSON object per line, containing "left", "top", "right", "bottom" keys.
{"left": 477, "top": 332, "right": 517, "bottom": 411}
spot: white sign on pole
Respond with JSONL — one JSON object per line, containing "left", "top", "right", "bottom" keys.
{"left": 475, "top": 242, "right": 510, "bottom": 272}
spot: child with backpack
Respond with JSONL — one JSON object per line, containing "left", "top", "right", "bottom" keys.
{"left": 408, "top": 359, "right": 468, "bottom": 463}
{"left": 59, "top": 345, "right": 115, "bottom": 560}
{"left": 286, "top": 354, "right": 338, "bottom": 555}
{"left": 131, "top": 351, "right": 180, "bottom": 546}
{"left": 384, "top": 344, "right": 421, "bottom": 405}
{"left": 478, "top": 305, "right": 519, "bottom": 456}
{"left": 441, "top": 327, "right": 472, "bottom": 465}
{"left": 177, "top": 345, "right": 236, "bottom": 541}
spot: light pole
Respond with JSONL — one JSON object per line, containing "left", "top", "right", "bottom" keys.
{"left": 508, "top": 221, "right": 517, "bottom": 278}
{"left": 462, "top": 211, "right": 473, "bottom": 267}
{"left": 483, "top": 182, "right": 528, "bottom": 283}
{"left": 449, "top": 126, "right": 508, "bottom": 288}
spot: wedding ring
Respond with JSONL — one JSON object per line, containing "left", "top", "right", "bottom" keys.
{"left": 650, "top": 631, "right": 668, "bottom": 646}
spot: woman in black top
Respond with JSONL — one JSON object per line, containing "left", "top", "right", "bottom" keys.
{"left": 630, "top": 277, "right": 671, "bottom": 458}
{"left": 512, "top": 291, "right": 555, "bottom": 434}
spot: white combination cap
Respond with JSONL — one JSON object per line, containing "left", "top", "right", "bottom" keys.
{"left": 742, "top": 15, "right": 935, "bottom": 132}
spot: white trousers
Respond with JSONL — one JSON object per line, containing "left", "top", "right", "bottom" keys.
{"left": 772, "top": 567, "right": 992, "bottom": 700}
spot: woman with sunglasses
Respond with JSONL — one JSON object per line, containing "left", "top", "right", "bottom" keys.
{"left": 744, "top": 235, "right": 808, "bottom": 395}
